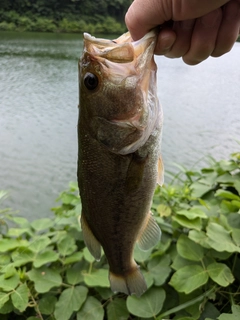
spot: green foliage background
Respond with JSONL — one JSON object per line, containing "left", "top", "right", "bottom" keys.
{"left": 0, "top": 0, "right": 130, "bottom": 33}
{"left": 0, "top": 153, "right": 240, "bottom": 319}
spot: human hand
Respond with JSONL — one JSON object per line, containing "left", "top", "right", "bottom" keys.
{"left": 125, "top": 0, "right": 240, "bottom": 65}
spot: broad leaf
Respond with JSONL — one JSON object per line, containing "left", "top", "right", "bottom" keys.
{"left": 28, "top": 267, "right": 62, "bottom": 293}
{"left": 176, "top": 208, "right": 207, "bottom": 220}
{"left": 57, "top": 235, "right": 77, "bottom": 256}
{"left": 0, "top": 292, "right": 9, "bottom": 309}
{"left": 134, "top": 244, "right": 152, "bottom": 262}
{"left": 127, "top": 287, "right": 165, "bottom": 318}
{"left": 177, "top": 234, "right": 204, "bottom": 261}
{"left": 11, "top": 283, "right": 29, "bottom": 312}
{"left": 206, "top": 222, "right": 240, "bottom": 253}
{"left": 0, "top": 239, "right": 29, "bottom": 252}
{"left": 147, "top": 255, "right": 171, "bottom": 286}
{"left": 107, "top": 298, "right": 129, "bottom": 320}
{"left": 54, "top": 286, "right": 88, "bottom": 320}
{"left": 77, "top": 296, "right": 104, "bottom": 320}
{"left": 66, "top": 262, "right": 85, "bottom": 285}
{"left": 33, "top": 249, "right": 59, "bottom": 268}
{"left": 31, "top": 218, "right": 54, "bottom": 231}
{"left": 188, "top": 230, "right": 211, "bottom": 249}
{"left": 215, "top": 190, "right": 240, "bottom": 201}
{"left": 63, "top": 252, "right": 83, "bottom": 265}
{"left": 207, "top": 262, "right": 234, "bottom": 286}
{"left": 172, "top": 215, "right": 202, "bottom": 231}
{"left": 0, "top": 273, "right": 19, "bottom": 291}
{"left": 83, "top": 269, "right": 109, "bottom": 288}
{"left": 39, "top": 295, "right": 57, "bottom": 315}
{"left": 169, "top": 265, "right": 208, "bottom": 294}
{"left": 28, "top": 236, "right": 51, "bottom": 253}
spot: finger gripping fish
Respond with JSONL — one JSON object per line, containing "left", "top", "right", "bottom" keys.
{"left": 78, "top": 30, "right": 164, "bottom": 296}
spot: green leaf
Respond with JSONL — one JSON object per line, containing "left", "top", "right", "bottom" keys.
{"left": 0, "top": 273, "right": 19, "bottom": 291}
{"left": 206, "top": 222, "right": 240, "bottom": 253}
{"left": 0, "top": 292, "right": 9, "bottom": 309}
{"left": 171, "top": 254, "right": 197, "bottom": 271}
{"left": 0, "top": 298, "right": 13, "bottom": 314}
{"left": 63, "top": 252, "right": 83, "bottom": 265}
{"left": 234, "top": 180, "right": 240, "bottom": 195}
{"left": 83, "top": 268, "right": 109, "bottom": 288}
{"left": 77, "top": 296, "right": 104, "bottom": 320}
{"left": 39, "top": 295, "right": 57, "bottom": 315}
{"left": 134, "top": 245, "right": 152, "bottom": 262}
{"left": 215, "top": 190, "right": 240, "bottom": 201}
{"left": 33, "top": 249, "right": 59, "bottom": 268}
{"left": 28, "top": 267, "right": 62, "bottom": 293}
{"left": 218, "top": 304, "right": 240, "bottom": 319}
{"left": 83, "top": 247, "right": 95, "bottom": 263}
{"left": 191, "top": 182, "right": 212, "bottom": 198}
{"left": 12, "top": 249, "right": 35, "bottom": 267}
{"left": 11, "top": 283, "right": 29, "bottom": 312}
{"left": 66, "top": 262, "right": 85, "bottom": 285}
{"left": 188, "top": 230, "right": 211, "bottom": 249}
{"left": 28, "top": 236, "right": 51, "bottom": 253}
{"left": 126, "top": 287, "right": 165, "bottom": 318}
{"left": 54, "top": 286, "right": 88, "bottom": 320}
{"left": 107, "top": 298, "right": 129, "bottom": 320}
{"left": 232, "top": 228, "right": 240, "bottom": 246}
{"left": 176, "top": 208, "right": 207, "bottom": 220}
{"left": 172, "top": 215, "right": 202, "bottom": 231}
{"left": 0, "top": 253, "right": 11, "bottom": 265}
{"left": 147, "top": 255, "right": 171, "bottom": 286}
{"left": 0, "top": 239, "right": 29, "bottom": 252}
{"left": 169, "top": 265, "right": 208, "bottom": 294}
{"left": 157, "top": 204, "right": 171, "bottom": 217}
{"left": 57, "top": 235, "right": 77, "bottom": 256}
{"left": 207, "top": 262, "right": 234, "bottom": 286}
{"left": 177, "top": 234, "right": 204, "bottom": 261}
{"left": 31, "top": 218, "right": 54, "bottom": 231}
{"left": 95, "top": 287, "right": 113, "bottom": 300}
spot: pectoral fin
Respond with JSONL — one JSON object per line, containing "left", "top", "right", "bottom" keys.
{"left": 157, "top": 156, "right": 164, "bottom": 186}
{"left": 80, "top": 213, "right": 102, "bottom": 261}
{"left": 137, "top": 212, "right": 161, "bottom": 251}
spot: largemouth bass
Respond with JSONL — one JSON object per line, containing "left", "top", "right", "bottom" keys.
{"left": 77, "top": 30, "right": 164, "bottom": 296}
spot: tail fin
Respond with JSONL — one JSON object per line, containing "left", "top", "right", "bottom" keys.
{"left": 109, "top": 267, "right": 147, "bottom": 297}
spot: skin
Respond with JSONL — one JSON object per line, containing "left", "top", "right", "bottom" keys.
{"left": 125, "top": 0, "right": 240, "bottom": 65}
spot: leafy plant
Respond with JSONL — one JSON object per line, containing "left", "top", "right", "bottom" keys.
{"left": 0, "top": 153, "right": 240, "bottom": 319}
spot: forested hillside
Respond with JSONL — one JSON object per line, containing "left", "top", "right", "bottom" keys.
{"left": 0, "top": 0, "right": 131, "bottom": 33}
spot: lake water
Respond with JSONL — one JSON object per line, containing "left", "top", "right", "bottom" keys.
{"left": 0, "top": 32, "right": 239, "bottom": 220}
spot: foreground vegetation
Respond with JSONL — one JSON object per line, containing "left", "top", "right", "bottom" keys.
{"left": 0, "top": 152, "right": 240, "bottom": 319}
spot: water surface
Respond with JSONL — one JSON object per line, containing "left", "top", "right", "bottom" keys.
{"left": 0, "top": 32, "right": 239, "bottom": 220}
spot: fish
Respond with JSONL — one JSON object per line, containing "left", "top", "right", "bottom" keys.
{"left": 77, "top": 30, "right": 164, "bottom": 297}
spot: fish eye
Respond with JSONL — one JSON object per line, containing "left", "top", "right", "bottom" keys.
{"left": 83, "top": 72, "right": 99, "bottom": 90}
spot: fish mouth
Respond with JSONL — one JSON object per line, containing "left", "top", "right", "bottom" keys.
{"left": 83, "top": 30, "right": 157, "bottom": 69}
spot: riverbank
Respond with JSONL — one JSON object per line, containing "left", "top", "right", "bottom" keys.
{"left": 0, "top": 11, "right": 125, "bottom": 34}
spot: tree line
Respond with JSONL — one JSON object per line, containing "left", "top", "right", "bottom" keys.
{"left": 0, "top": 0, "right": 131, "bottom": 33}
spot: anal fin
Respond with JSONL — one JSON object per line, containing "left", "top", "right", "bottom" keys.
{"left": 157, "top": 155, "right": 164, "bottom": 186}
{"left": 80, "top": 213, "right": 101, "bottom": 261}
{"left": 109, "top": 266, "right": 147, "bottom": 297}
{"left": 137, "top": 212, "right": 161, "bottom": 251}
